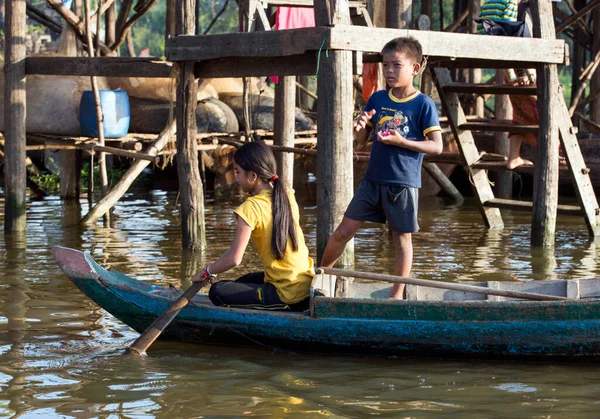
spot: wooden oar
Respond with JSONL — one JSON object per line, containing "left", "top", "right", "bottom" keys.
{"left": 128, "top": 278, "right": 210, "bottom": 356}
{"left": 320, "top": 267, "right": 569, "bottom": 301}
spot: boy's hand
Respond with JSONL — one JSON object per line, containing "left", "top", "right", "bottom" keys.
{"left": 355, "top": 109, "right": 376, "bottom": 132}
{"left": 516, "top": 75, "right": 530, "bottom": 86}
{"left": 377, "top": 129, "right": 406, "bottom": 147}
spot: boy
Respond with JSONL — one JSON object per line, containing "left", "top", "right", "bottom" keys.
{"left": 320, "top": 37, "right": 443, "bottom": 299}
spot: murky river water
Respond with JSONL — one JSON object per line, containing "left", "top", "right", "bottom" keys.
{"left": 1, "top": 183, "right": 600, "bottom": 418}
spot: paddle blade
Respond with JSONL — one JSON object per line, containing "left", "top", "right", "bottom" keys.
{"left": 128, "top": 279, "right": 208, "bottom": 356}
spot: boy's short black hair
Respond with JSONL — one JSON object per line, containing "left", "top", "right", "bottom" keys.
{"left": 381, "top": 37, "right": 423, "bottom": 64}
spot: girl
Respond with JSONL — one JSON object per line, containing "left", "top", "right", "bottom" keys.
{"left": 192, "top": 141, "right": 314, "bottom": 311}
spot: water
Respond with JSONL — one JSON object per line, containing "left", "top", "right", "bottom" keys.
{"left": 1, "top": 188, "right": 600, "bottom": 418}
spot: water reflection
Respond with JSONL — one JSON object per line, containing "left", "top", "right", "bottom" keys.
{"left": 0, "top": 192, "right": 599, "bottom": 417}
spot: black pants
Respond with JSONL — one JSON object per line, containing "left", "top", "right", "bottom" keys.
{"left": 208, "top": 272, "right": 309, "bottom": 311}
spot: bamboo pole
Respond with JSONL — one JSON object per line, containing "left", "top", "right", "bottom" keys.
{"left": 84, "top": 0, "right": 109, "bottom": 222}
{"left": 80, "top": 120, "right": 176, "bottom": 224}
{"left": 320, "top": 268, "right": 569, "bottom": 301}
{"left": 4, "top": 0, "right": 27, "bottom": 233}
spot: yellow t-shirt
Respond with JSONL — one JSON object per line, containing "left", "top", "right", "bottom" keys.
{"left": 234, "top": 188, "right": 314, "bottom": 304}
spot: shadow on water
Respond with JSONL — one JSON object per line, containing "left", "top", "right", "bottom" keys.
{"left": 0, "top": 191, "right": 599, "bottom": 417}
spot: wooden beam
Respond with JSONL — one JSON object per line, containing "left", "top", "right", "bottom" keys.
{"left": 166, "top": 25, "right": 565, "bottom": 65}
{"left": 26, "top": 56, "right": 175, "bottom": 78}
{"left": 441, "top": 82, "right": 537, "bottom": 95}
{"left": 530, "top": 0, "right": 560, "bottom": 248}
{"left": 195, "top": 54, "right": 319, "bottom": 78}
{"left": 4, "top": 0, "right": 27, "bottom": 233}
{"left": 264, "top": 0, "right": 365, "bottom": 6}
{"left": 483, "top": 198, "right": 584, "bottom": 216}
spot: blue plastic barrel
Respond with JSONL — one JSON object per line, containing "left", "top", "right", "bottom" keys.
{"left": 79, "top": 90, "right": 130, "bottom": 138}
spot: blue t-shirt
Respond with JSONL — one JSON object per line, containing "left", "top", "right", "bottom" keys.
{"left": 364, "top": 90, "right": 441, "bottom": 188}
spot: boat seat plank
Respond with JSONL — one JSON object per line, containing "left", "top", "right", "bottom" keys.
{"left": 579, "top": 279, "right": 600, "bottom": 298}
{"left": 406, "top": 284, "right": 487, "bottom": 301}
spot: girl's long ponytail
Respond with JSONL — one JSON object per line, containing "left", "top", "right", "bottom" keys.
{"left": 271, "top": 175, "right": 298, "bottom": 259}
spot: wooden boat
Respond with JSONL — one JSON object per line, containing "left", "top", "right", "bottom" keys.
{"left": 54, "top": 246, "right": 600, "bottom": 360}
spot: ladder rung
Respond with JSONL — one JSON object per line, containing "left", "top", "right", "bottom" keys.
{"left": 483, "top": 198, "right": 584, "bottom": 215}
{"left": 459, "top": 121, "right": 538, "bottom": 134}
{"left": 471, "top": 161, "right": 570, "bottom": 172}
{"left": 442, "top": 83, "right": 537, "bottom": 95}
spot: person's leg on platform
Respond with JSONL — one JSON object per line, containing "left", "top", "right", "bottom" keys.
{"left": 391, "top": 232, "right": 412, "bottom": 299}
{"left": 507, "top": 134, "right": 533, "bottom": 169}
{"left": 320, "top": 217, "right": 363, "bottom": 267}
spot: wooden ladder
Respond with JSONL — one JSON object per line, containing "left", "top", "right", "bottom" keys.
{"left": 431, "top": 66, "right": 600, "bottom": 237}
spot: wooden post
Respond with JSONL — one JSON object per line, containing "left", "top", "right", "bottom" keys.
{"left": 3, "top": 0, "right": 27, "bottom": 233}
{"left": 530, "top": 0, "right": 560, "bottom": 248}
{"left": 57, "top": 0, "right": 80, "bottom": 200}
{"left": 494, "top": 70, "right": 513, "bottom": 198}
{"left": 274, "top": 76, "right": 296, "bottom": 186}
{"left": 176, "top": 0, "right": 205, "bottom": 250}
{"left": 421, "top": 0, "right": 433, "bottom": 18}
{"left": 105, "top": 0, "right": 116, "bottom": 48}
{"left": 166, "top": 0, "right": 176, "bottom": 51}
{"left": 592, "top": 9, "right": 600, "bottom": 124}
{"left": 315, "top": 0, "right": 354, "bottom": 271}
{"left": 386, "top": 0, "right": 412, "bottom": 28}
{"left": 85, "top": 0, "right": 109, "bottom": 214}
{"left": 468, "top": 0, "right": 484, "bottom": 118}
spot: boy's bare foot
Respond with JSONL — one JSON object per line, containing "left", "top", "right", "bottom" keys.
{"left": 507, "top": 157, "right": 533, "bottom": 170}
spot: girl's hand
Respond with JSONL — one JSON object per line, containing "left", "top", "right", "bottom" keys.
{"left": 192, "top": 264, "right": 217, "bottom": 283}
{"left": 355, "top": 109, "right": 376, "bottom": 132}
{"left": 377, "top": 129, "right": 405, "bottom": 147}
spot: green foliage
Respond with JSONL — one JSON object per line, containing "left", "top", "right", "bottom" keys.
{"left": 29, "top": 164, "right": 149, "bottom": 196}
{"left": 31, "top": 173, "right": 61, "bottom": 194}
{"left": 120, "top": 0, "right": 239, "bottom": 58}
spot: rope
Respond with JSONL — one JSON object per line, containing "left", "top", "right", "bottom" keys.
{"left": 313, "top": 36, "right": 328, "bottom": 79}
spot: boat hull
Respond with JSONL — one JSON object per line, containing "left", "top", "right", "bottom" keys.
{"left": 55, "top": 246, "right": 600, "bottom": 360}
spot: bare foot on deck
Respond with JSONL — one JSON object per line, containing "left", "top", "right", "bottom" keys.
{"left": 506, "top": 157, "right": 533, "bottom": 170}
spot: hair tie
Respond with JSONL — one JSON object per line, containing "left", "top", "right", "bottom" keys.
{"left": 270, "top": 175, "right": 279, "bottom": 182}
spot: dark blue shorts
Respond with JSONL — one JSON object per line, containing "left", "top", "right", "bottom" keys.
{"left": 344, "top": 179, "right": 419, "bottom": 233}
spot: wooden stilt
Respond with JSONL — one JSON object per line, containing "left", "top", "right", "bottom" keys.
{"left": 166, "top": 0, "right": 176, "bottom": 53}
{"left": 105, "top": 0, "right": 117, "bottom": 48}
{"left": 315, "top": 0, "right": 354, "bottom": 274}
{"left": 176, "top": 0, "right": 205, "bottom": 250}
{"left": 3, "top": 0, "right": 27, "bottom": 233}
{"left": 592, "top": 9, "right": 600, "bottom": 124}
{"left": 85, "top": 0, "right": 109, "bottom": 223}
{"left": 530, "top": 0, "right": 560, "bottom": 248}
{"left": 468, "top": 0, "right": 484, "bottom": 118}
{"left": 57, "top": 0, "right": 80, "bottom": 200}
{"left": 386, "top": 0, "right": 412, "bottom": 28}
{"left": 493, "top": 70, "right": 513, "bottom": 199}
{"left": 274, "top": 76, "right": 296, "bottom": 186}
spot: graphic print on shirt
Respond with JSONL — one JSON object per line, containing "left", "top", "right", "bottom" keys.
{"left": 378, "top": 109, "right": 410, "bottom": 137}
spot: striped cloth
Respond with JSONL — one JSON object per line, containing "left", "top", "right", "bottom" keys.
{"left": 477, "top": 0, "right": 519, "bottom": 33}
